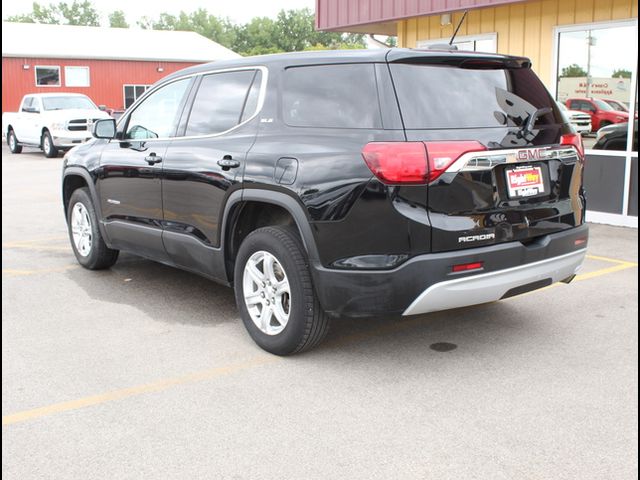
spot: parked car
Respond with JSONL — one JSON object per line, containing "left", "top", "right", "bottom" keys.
{"left": 557, "top": 101, "right": 591, "bottom": 135}
{"left": 3, "top": 93, "right": 111, "bottom": 157}
{"left": 565, "top": 97, "right": 629, "bottom": 132}
{"left": 603, "top": 99, "right": 628, "bottom": 112}
{"left": 594, "top": 120, "right": 638, "bottom": 151}
{"left": 62, "top": 49, "right": 588, "bottom": 355}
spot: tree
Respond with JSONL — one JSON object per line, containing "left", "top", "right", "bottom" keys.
{"left": 5, "top": 1, "right": 99, "bottom": 26}
{"left": 108, "top": 10, "right": 128, "bottom": 28}
{"left": 560, "top": 64, "right": 588, "bottom": 78}
{"left": 612, "top": 69, "right": 631, "bottom": 79}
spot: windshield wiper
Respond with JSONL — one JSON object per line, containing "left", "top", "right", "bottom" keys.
{"left": 521, "top": 107, "right": 552, "bottom": 138}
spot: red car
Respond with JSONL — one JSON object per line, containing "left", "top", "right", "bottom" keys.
{"left": 565, "top": 98, "right": 629, "bottom": 131}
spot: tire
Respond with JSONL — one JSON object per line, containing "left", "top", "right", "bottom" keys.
{"left": 42, "top": 130, "right": 58, "bottom": 158}
{"left": 7, "top": 129, "right": 22, "bottom": 154}
{"left": 234, "top": 226, "right": 330, "bottom": 355}
{"left": 67, "top": 187, "right": 119, "bottom": 270}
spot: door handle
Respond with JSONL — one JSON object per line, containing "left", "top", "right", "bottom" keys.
{"left": 144, "top": 153, "right": 162, "bottom": 165}
{"left": 217, "top": 156, "right": 240, "bottom": 170}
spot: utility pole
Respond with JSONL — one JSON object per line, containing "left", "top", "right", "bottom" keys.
{"left": 586, "top": 31, "right": 595, "bottom": 98}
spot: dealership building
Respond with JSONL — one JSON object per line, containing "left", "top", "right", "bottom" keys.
{"left": 317, "top": 0, "right": 638, "bottom": 227}
{"left": 1, "top": 22, "right": 240, "bottom": 114}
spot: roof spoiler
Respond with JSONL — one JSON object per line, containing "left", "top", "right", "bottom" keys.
{"left": 427, "top": 43, "right": 458, "bottom": 51}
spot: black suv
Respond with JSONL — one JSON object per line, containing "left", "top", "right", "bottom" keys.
{"left": 62, "top": 49, "right": 588, "bottom": 355}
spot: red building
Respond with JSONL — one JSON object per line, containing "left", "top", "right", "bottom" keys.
{"left": 1, "top": 22, "right": 240, "bottom": 113}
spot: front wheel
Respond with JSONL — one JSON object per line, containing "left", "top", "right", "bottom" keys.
{"left": 67, "top": 188, "right": 119, "bottom": 269}
{"left": 7, "top": 129, "right": 22, "bottom": 153}
{"left": 42, "top": 130, "right": 58, "bottom": 158}
{"left": 234, "top": 226, "right": 330, "bottom": 355}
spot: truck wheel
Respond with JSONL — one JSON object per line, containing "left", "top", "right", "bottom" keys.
{"left": 67, "top": 187, "right": 119, "bottom": 269}
{"left": 234, "top": 226, "right": 330, "bottom": 355}
{"left": 42, "top": 130, "right": 58, "bottom": 158}
{"left": 7, "top": 129, "right": 22, "bottom": 154}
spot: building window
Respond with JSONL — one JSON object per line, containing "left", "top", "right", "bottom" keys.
{"left": 35, "top": 66, "right": 60, "bottom": 87}
{"left": 65, "top": 66, "right": 90, "bottom": 87}
{"left": 123, "top": 85, "right": 150, "bottom": 109}
{"left": 416, "top": 33, "right": 497, "bottom": 53}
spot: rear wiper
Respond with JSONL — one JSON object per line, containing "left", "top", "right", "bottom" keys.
{"left": 521, "top": 107, "right": 552, "bottom": 138}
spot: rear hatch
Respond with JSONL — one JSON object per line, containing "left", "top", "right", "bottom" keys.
{"left": 387, "top": 51, "right": 585, "bottom": 253}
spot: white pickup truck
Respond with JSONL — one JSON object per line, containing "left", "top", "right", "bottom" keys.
{"left": 3, "top": 93, "right": 111, "bottom": 157}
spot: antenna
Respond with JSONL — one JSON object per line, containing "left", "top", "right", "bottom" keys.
{"left": 449, "top": 10, "right": 469, "bottom": 45}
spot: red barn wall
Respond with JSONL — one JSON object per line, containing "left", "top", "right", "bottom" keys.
{"left": 2, "top": 57, "right": 200, "bottom": 113}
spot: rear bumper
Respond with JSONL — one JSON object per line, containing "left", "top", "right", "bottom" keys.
{"left": 311, "top": 224, "right": 588, "bottom": 317}
{"left": 402, "top": 249, "right": 585, "bottom": 316}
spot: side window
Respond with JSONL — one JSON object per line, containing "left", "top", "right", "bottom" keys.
{"left": 568, "top": 100, "right": 579, "bottom": 110}
{"left": 21, "top": 97, "right": 34, "bottom": 112}
{"left": 185, "top": 70, "right": 257, "bottom": 136}
{"left": 283, "top": 64, "right": 382, "bottom": 129}
{"left": 240, "top": 71, "right": 263, "bottom": 123}
{"left": 125, "top": 79, "right": 190, "bottom": 140}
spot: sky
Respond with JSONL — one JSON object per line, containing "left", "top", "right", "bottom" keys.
{"left": 557, "top": 25, "right": 635, "bottom": 78}
{"left": 1, "top": 0, "right": 317, "bottom": 25}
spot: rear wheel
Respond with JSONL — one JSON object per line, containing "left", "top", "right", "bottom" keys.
{"left": 7, "top": 129, "right": 22, "bottom": 154}
{"left": 234, "top": 226, "right": 330, "bottom": 355}
{"left": 67, "top": 187, "right": 119, "bottom": 269}
{"left": 42, "top": 130, "right": 58, "bottom": 158}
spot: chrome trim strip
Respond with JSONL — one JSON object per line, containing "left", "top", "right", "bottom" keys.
{"left": 402, "top": 249, "right": 587, "bottom": 316}
{"left": 446, "top": 147, "right": 578, "bottom": 173}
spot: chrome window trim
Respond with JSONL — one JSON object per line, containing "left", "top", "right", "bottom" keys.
{"left": 116, "top": 66, "right": 269, "bottom": 143}
{"left": 446, "top": 146, "right": 578, "bottom": 173}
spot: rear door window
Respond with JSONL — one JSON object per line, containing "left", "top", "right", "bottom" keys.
{"left": 390, "top": 63, "right": 563, "bottom": 129}
{"left": 283, "top": 64, "right": 382, "bottom": 129}
{"left": 185, "top": 70, "right": 258, "bottom": 136}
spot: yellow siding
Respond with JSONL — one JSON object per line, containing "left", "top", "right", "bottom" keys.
{"left": 397, "top": 0, "right": 637, "bottom": 88}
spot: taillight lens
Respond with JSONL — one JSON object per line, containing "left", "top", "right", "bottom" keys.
{"left": 361, "top": 142, "right": 428, "bottom": 184}
{"left": 362, "top": 141, "right": 486, "bottom": 185}
{"left": 424, "top": 141, "right": 486, "bottom": 182}
{"left": 561, "top": 133, "right": 585, "bottom": 159}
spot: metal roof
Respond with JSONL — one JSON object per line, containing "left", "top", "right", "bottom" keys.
{"left": 315, "top": 0, "right": 526, "bottom": 35}
{"left": 1, "top": 22, "right": 241, "bottom": 62}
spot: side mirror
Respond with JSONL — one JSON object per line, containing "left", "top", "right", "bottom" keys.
{"left": 98, "top": 105, "right": 107, "bottom": 111}
{"left": 92, "top": 118, "right": 117, "bottom": 139}
{"left": 22, "top": 106, "right": 39, "bottom": 113}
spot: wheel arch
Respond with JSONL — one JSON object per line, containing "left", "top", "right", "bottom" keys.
{"left": 221, "top": 189, "right": 321, "bottom": 282}
{"left": 62, "top": 167, "right": 111, "bottom": 244}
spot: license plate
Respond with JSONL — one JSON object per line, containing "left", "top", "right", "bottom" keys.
{"left": 506, "top": 166, "right": 545, "bottom": 198}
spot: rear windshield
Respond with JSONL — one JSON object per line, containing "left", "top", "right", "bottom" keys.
{"left": 390, "top": 64, "right": 563, "bottom": 129}
{"left": 283, "top": 64, "right": 382, "bottom": 129}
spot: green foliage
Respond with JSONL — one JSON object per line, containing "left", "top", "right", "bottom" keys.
{"left": 6, "top": 1, "right": 99, "bottom": 25}
{"left": 561, "top": 64, "right": 588, "bottom": 78}
{"left": 108, "top": 10, "right": 128, "bottom": 28}
{"left": 5, "top": 4, "right": 367, "bottom": 56}
{"left": 612, "top": 69, "right": 632, "bottom": 79}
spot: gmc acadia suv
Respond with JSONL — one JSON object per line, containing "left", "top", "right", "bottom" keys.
{"left": 62, "top": 49, "right": 588, "bottom": 355}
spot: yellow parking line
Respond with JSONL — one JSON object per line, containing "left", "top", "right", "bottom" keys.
{"left": 2, "top": 251, "right": 637, "bottom": 426}
{"left": 585, "top": 254, "right": 638, "bottom": 267}
{"left": 2, "top": 356, "right": 277, "bottom": 426}
{"left": 574, "top": 263, "right": 637, "bottom": 281}
{"left": 2, "top": 265, "right": 79, "bottom": 277}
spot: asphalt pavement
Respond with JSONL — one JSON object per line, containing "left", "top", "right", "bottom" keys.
{"left": 2, "top": 144, "right": 638, "bottom": 480}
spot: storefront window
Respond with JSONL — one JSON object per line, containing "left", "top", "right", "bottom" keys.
{"left": 556, "top": 23, "right": 636, "bottom": 152}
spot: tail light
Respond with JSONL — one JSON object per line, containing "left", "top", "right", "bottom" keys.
{"left": 561, "top": 133, "right": 585, "bottom": 159}
{"left": 362, "top": 141, "right": 486, "bottom": 185}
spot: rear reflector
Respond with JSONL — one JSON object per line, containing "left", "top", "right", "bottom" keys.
{"left": 362, "top": 141, "right": 486, "bottom": 185}
{"left": 452, "top": 261, "right": 484, "bottom": 273}
{"left": 574, "top": 238, "right": 587, "bottom": 246}
{"left": 560, "top": 133, "right": 585, "bottom": 159}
